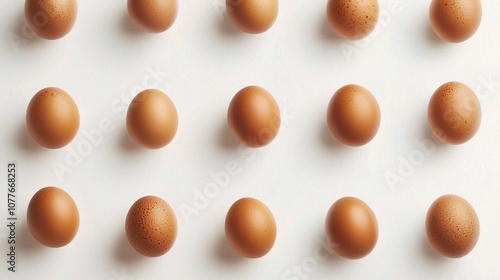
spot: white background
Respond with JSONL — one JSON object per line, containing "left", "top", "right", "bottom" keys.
{"left": 1, "top": 0, "right": 500, "bottom": 279}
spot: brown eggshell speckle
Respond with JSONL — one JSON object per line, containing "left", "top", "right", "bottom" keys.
{"left": 327, "top": 0, "right": 379, "bottom": 40}
{"left": 128, "top": 0, "right": 178, "bottom": 33}
{"left": 225, "top": 197, "right": 277, "bottom": 258}
{"left": 126, "top": 196, "right": 177, "bottom": 257}
{"left": 325, "top": 197, "right": 378, "bottom": 259}
{"left": 26, "top": 87, "right": 80, "bottom": 149}
{"left": 226, "top": 0, "right": 279, "bottom": 34}
{"left": 428, "top": 81, "right": 481, "bottom": 145}
{"left": 327, "top": 84, "right": 380, "bottom": 146}
{"left": 227, "top": 86, "right": 281, "bottom": 148}
{"left": 126, "top": 89, "right": 178, "bottom": 149}
{"left": 426, "top": 194, "right": 480, "bottom": 258}
{"left": 25, "top": 0, "right": 77, "bottom": 40}
{"left": 430, "top": 0, "right": 482, "bottom": 43}
{"left": 27, "top": 186, "right": 80, "bottom": 248}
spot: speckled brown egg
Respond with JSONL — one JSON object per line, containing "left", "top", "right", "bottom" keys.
{"left": 226, "top": 0, "right": 279, "bottom": 34}
{"left": 225, "top": 197, "right": 277, "bottom": 258}
{"left": 327, "top": 84, "right": 380, "bottom": 146}
{"left": 128, "top": 0, "right": 178, "bottom": 33}
{"left": 426, "top": 194, "right": 480, "bottom": 258}
{"left": 227, "top": 86, "right": 280, "bottom": 148}
{"left": 26, "top": 87, "right": 80, "bottom": 149}
{"left": 25, "top": 0, "right": 77, "bottom": 40}
{"left": 327, "top": 0, "right": 379, "bottom": 40}
{"left": 126, "top": 89, "right": 178, "bottom": 149}
{"left": 325, "top": 197, "right": 378, "bottom": 259}
{"left": 27, "top": 186, "right": 80, "bottom": 248}
{"left": 428, "top": 81, "right": 481, "bottom": 145}
{"left": 430, "top": 0, "right": 482, "bottom": 43}
{"left": 125, "top": 196, "right": 177, "bottom": 257}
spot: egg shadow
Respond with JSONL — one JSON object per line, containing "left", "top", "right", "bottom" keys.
{"left": 120, "top": 12, "right": 147, "bottom": 36}
{"left": 16, "top": 221, "right": 45, "bottom": 253}
{"left": 10, "top": 12, "right": 44, "bottom": 49}
{"left": 319, "top": 15, "right": 342, "bottom": 43}
{"left": 114, "top": 231, "right": 144, "bottom": 264}
{"left": 217, "top": 12, "right": 244, "bottom": 37}
{"left": 313, "top": 230, "right": 345, "bottom": 265}
{"left": 420, "top": 117, "right": 448, "bottom": 148}
{"left": 218, "top": 122, "right": 239, "bottom": 149}
{"left": 420, "top": 232, "right": 448, "bottom": 264}
{"left": 17, "top": 124, "right": 43, "bottom": 152}
{"left": 321, "top": 123, "right": 345, "bottom": 149}
{"left": 426, "top": 22, "right": 442, "bottom": 43}
{"left": 214, "top": 234, "right": 244, "bottom": 263}
{"left": 120, "top": 129, "right": 142, "bottom": 152}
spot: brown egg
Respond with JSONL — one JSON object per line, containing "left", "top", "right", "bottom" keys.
{"left": 226, "top": 0, "right": 279, "bottom": 34}
{"left": 126, "top": 89, "right": 178, "bottom": 149}
{"left": 327, "top": 84, "right": 380, "bottom": 146}
{"left": 128, "top": 0, "right": 178, "bottom": 33}
{"left": 26, "top": 87, "right": 80, "bottom": 149}
{"left": 426, "top": 194, "right": 480, "bottom": 258}
{"left": 25, "top": 0, "right": 77, "bottom": 40}
{"left": 430, "top": 0, "right": 482, "bottom": 43}
{"left": 126, "top": 196, "right": 177, "bottom": 257}
{"left": 325, "top": 197, "right": 378, "bottom": 259}
{"left": 225, "top": 197, "right": 277, "bottom": 258}
{"left": 327, "top": 0, "right": 379, "bottom": 40}
{"left": 27, "top": 186, "right": 79, "bottom": 248}
{"left": 227, "top": 86, "right": 280, "bottom": 148}
{"left": 428, "top": 81, "right": 481, "bottom": 145}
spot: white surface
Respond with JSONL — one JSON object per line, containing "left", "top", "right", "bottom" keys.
{"left": 1, "top": 0, "right": 500, "bottom": 279}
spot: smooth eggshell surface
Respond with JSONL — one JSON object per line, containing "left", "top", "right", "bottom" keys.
{"left": 428, "top": 81, "right": 481, "bottom": 144}
{"left": 225, "top": 197, "right": 277, "bottom": 258}
{"left": 25, "top": 0, "right": 78, "bottom": 40}
{"left": 126, "top": 89, "right": 178, "bottom": 149}
{"left": 26, "top": 87, "right": 80, "bottom": 149}
{"left": 426, "top": 194, "right": 480, "bottom": 258}
{"left": 327, "top": 84, "right": 380, "bottom": 146}
{"left": 325, "top": 197, "right": 378, "bottom": 259}
{"left": 227, "top": 86, "right": 280, "bottom": 148}
{"left": 128, "top": 0, "right": 178, "bottom": 33}
{"left": 430, "top": 0, "right": 482, "bottom": 43}
{"left": 27, "top": 186, "right": 80, "bottom": 248}
{"left": 125, "top": 196, "right": 178, "bottom": 257}
{"left": 226, "top": 0, "right": 279, "bottom": 34}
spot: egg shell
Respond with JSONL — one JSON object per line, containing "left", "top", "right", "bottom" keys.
{"left": 430, "top": 0, "right": 482, "bottom": 43}
{"left": 226, "top": 0, "right": 279, "bottom": 34}
{"left": 426, "top": 194, "right": 480, "bottom": 258}
{"left": 227, "top": 86, "right": 281, "bottom": 148}
{"left": 128, "top": 0, "right": 178, "bottom": 33}
{"left": 428, "top": 81, "right": 481, "bottom": 145}
{"left": 325, "top": 197, "right": 378, "bottom": 259}
{"left": 126, "top": 89, "right": 178, "bottom": 149}
{"left": 125, "top": 196, "right": 177, "bottom": 257}
{"left": 327, "top": 0, "right": 379, "bottom": 40}
{"left": 225, "top": 197, "right": 277, "bottom": 258}
{"left": 27, "top": 186, "right": 80, "bottom": 248}
{"left": 25, "top": 0, "right": 77, "bottom": 40}
{"left": 26, "top": 87, "right": 80, "bottom": 149}
{"left": 327, "top": 84, "right": 380, "bottom": 146}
